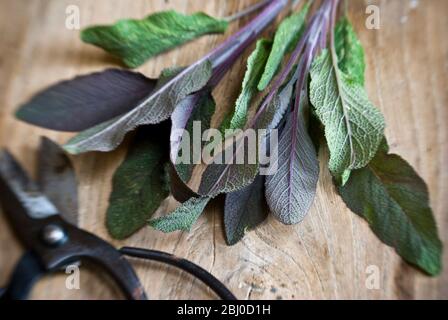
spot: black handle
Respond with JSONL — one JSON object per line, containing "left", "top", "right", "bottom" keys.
{"left": 1, "top": 252, "right": 46, "bottom": 300}
{"left": 120, "top": 247, "right": 237, "bottom": 300}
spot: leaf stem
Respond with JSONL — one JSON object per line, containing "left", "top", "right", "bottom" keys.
{"left": 249, "top": 0, "right": 331, "bottom": 128}
{"left": 208, "top": 0, "right": 289, "bottom": 87}
{"left": 224, "top": 0, "right": 274, "bottom": 23}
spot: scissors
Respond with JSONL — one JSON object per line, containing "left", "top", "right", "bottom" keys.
{"left": 0, "top": 138, "right": 236, "bottom": 300}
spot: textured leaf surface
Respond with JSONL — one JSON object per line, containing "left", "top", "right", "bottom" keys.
{"left": 338, "top": 141, "right": 443, "bottom": 275}
{"left": 227, "top": 39, "right": 271, "bottom": 130}
{"left": 265, "top": 109, "right": 319, "bottom": 225}
{"left": 198, "top": 67, "right": 298, "bottom": 197}
{"left": 335, "top": 17, "right": 365, "bottom": 86}
{"left": 166, "top": 162, "right": 198, "bottom": 203}
{"left": 257, "top": 3, "right": 309, "bottom": 91}
{"left": 224, "top": 175, "right": 268, "bottom": 245}
{"left": 149, "top": 196, "right": 210, "bottom": 233}
{"left": 82, "top": 10, "right": 228, "bottom": 68}
{"left": 198, "top": 134, "right": 259, "bottom": 196}
{"left": 64, "top": 59, "right": 213, "bottom": 154}
{"left": 107, "top": 125, "right": 169, "bottom": 239}
{"left": 16, "top": 69, "right": 157, "bottom": 132}
{"left": 254, "top": 68, "right": 298, "bottom": 131}
{"left": 37, "top": 137, "right": 79, "bottom": 226}
{"left": 310, "top": 50, "right": 385, "bottom": 181}
{"left": 171, "top": 91, "right": 216, "bottom": 183}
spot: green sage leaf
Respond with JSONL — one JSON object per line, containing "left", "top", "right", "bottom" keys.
{"left": 309, "top": 49, "right": 385, "bottom": 182}
{"left": 257, "top": 2, "right": 310, "bottom": 91}
{"left": 107, "top": 125, "right": 169, "bottom": 239}
{"left": 227, "top": 39, "right": 272, "bottom": 130}
{"left": 335, "top": 17, "right": 366, "bottom": 86}
{"left": 82, "top": 10, "right": 228, "bottom": 68}
{"left": 338, "top": 140, "right": 443, "bottom": 275}
{"left": 149, "top": 196, "right": 210, "bottom": 233}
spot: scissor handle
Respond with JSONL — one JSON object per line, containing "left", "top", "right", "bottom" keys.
{"left": 37, "top": 217, "right": 147, "bottom": 300}
{"left": 1, "top": 251, "right": 46, "bottom": 300}
{"left": 1, "top": 214, "right": 147, "bottom": 300}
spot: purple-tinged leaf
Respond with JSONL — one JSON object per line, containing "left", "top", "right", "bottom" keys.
{"left": 166, "top": 162, "right": 199, "bottom": 203}
{"left": 64, "top": 60, "right": 213, "bottom": 154}
{"left": 16, "top": 69, "right": 157, "bottom": 132}
{"left": 254, "top": 68, "right": 298, "bottom": 131}
{"left": 265, "top": 109, "right": 319, "bottom": 224}
{"left": 170, "top": 94, "right": 200, "bottom": 165}
{"left": 197, "top": 66, "right": 297, "bottom": 197}
{"left": 264, "top": 0, "right": 327, "bottom": 225}
{"left": 171, "top": 90, "right": 216, "bottom": 182}
{"left": 224, "top": 175, "right": 268, "bottom": 245}
{"left": 198, "top": 133, "right": 259, "bottom": 197}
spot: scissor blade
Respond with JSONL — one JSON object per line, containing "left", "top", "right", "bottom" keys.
{"left": 38, "top": 137, "right": 79, "bottom": 226}
{"left": 0, "top": 150, "right": 58, "bottom": 220}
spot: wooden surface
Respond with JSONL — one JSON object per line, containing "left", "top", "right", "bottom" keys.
{"left": 0, "top": 0, "right": 447, "bottom": 300}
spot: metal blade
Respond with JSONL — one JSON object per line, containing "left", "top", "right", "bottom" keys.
{"left": 37, "top": 137, "right": 79, "bottom": 226}
{"left": 0, "top": 150, "right": 58, "bottom": 220}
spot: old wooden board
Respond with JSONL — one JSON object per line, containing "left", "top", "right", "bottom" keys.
{"left": 0, "top": 0, "right": 447, "bottom": 299}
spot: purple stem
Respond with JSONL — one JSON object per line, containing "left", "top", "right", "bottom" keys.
{"left": 248, "top": 0, "right": 333, "bottom": 128}
{"left": 207, "top": 0, "right": 289, "bottom": 87}
{"left": 224, "top": 0, "right": 274, "bottom": 23}
{"left": 170, "top": 0, "right": 288, "bottom": 163}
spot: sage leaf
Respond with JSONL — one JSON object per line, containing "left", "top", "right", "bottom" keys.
{"left": 198, "top": 136, "right": 259, "bottom": 196}
{"left": 335, "top": 17, "right": 365, "bottom": 86}
{"left": 265, "top": 107, "right": 319, "bottom": 225}
{"left": 224, "top": 175, "right": 268, "bottom": 245}
{"left": 149, "top": 196, "right": 210, "bottom": 233}
{"left": 309, "top": 49, "right": 385, "bottom": 182}
{"left": 166, "top": 162, "right": 198, "bottom": 203}
{"left": 257, "top": 2, "right": 310, "bottom": 91}
{"left": 37, "top": 137, "right": 79, "bottom": 226}
{"left": 198, "top": 65, "right": 298, "bottom": 197}
{"left": 64, "top": 59, "right": 213, "bottom": 154}
{"left": 16, "top": 69, "right": 157, "bottom": 132}
{"left": 107, "top": 125, "right": 170, "bottom": 239}
{"left": 171, "top": 91, "right": 216, "bottom": 183}
{"left": 227, "top": 39, "right": 272, "bottom": 130}
{"left": 338, "top": 140, "right": 443, "bottom": 275}
{"left": 254, "top": 67, "right": 298, "bottom": 131}
{"left": 82, "top": 10, "right": 228, "bottom": 68}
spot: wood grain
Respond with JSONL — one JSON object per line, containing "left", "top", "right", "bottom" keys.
{"left": 0, "top": 0, "right": 447, "bottom": 300}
